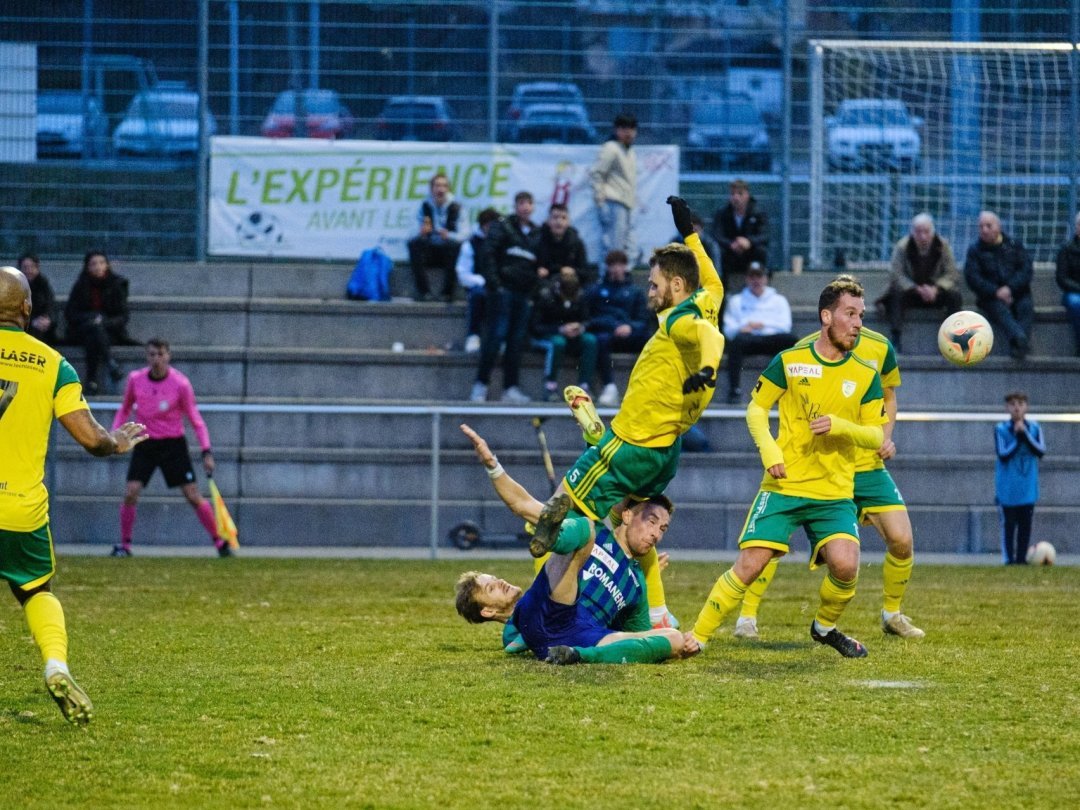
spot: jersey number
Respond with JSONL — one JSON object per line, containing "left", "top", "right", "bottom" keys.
{"left": 0, "top": 378, "right": 18, "bottom": 422}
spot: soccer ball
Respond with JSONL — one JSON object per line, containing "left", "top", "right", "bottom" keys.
{"left": 937, "top": 311, "right": 994, "bottom": 366}
{"left": 1026, "top": 541, "right": 1057, "bottom": 566}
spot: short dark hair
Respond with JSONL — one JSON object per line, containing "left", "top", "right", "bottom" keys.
{"left": 730, "top": 179, "right": 749, "bottom": 192}
{"left": 650, "top": 243, "right": 699, "bottom": 290}
{"left": 430, "top": 173, "right": 450, "bottom": 188}
{"left": 614, "top": 113, "right": 637, "bottom": 129}
{"left": 605, "top": 250, "right": 629, "bottom": 266}
{"left": 549, "top": 202, "right": 569, "bottom": 215}
{"left": 82, "top": 250, "right": 110, "bottom": 274}
{"left": 514, "top": 190, "right": 533, "bottom": 204}
{"left": 17, "top": 252, "right": 39, "bottom": 268}
{"left": 477, "top": 207, "right": 500, "bottom": 227}
{"left": 642, "top": 493, "right": 675, "bottom": 517}
{"left": 146, "top": 337, "right": 170, "bottom": 352}
{"left": 1004, "top": 391, "right": 1029, "bottom": 404}
{"left": 817, "top": 275, "right": 864, "bottom": 319}
{"left": 454, "top": 571, "right": 489, "bottom": 624}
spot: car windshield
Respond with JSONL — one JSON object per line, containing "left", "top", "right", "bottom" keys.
{"left": 39, "top": 94, "right": 83, "bottom": 114}
{"left": 383, "top": 103, "right": 440, "bottom": 121}
{"left": 132, "top": 96, "right": 198, "bottom": 118}
{"left": 692, "top": 104, "right": 761, "bottom": 126}
{"left": 524, "top": 110, "right": 582, "bottom": 124}
{"left": 836, "top": 105, "right": 911, "bottom": 127}
{"left": 272, "top": 91, "right": 341, "bottom": 115}
{"left": 517, "top": 89, "right": 579, "bottom": 106}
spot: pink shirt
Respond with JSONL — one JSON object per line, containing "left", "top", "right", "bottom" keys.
{"left": 113, "top": 367, "right": 211, "bottom": 451}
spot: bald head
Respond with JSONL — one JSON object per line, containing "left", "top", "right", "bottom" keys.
{"left": 0, "top": 265, "right": 31, "bottom": 328}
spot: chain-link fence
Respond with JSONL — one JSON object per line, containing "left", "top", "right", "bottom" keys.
{"left": 1, "top": 0, "right": 1076, "bottom": 266}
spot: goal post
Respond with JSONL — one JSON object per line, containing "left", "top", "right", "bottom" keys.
{"left": 809, "top": 40, "right": 1079, "bottom": 268}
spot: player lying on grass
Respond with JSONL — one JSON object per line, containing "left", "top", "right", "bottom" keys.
{"left": 455, "top": 426, "right": 699, "bottom": 664}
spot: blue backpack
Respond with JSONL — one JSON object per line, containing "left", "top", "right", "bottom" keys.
{"left": 347, "top": 247, "right": 393, "bottom": 301}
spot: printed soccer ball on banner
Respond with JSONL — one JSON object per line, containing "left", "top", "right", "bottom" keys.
{"left": 937, "top": 311, "right": 994, "bottom": 366}
{"left": 1026, "top": 541, "right": 1057, "bottom": 566}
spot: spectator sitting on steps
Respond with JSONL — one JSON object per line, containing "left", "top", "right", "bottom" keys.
{"left": 529, "top": 267, "right": 599, "bottom": 402}
{"left": 721, "top": 262, "right": 796, "bottom": 404}
{"left": 407, "top": 173, "right": 462, "bottom": 302}
{"left": 585, "top": 250, "right": 652, "bottom": 407}
{"left": 456, "top": 207, "right": 500, "bottom": 354}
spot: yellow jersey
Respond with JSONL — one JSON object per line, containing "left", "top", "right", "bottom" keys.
{"left": 750, "top": 342, "right": 887, "bottom": 500}
{"left": 0, "top": 327, "right": 88, "bottom": 531}
{"left": 611, "top": 233, "right": 724, "bottom": 448}
{"left": 797, "top": 326, "right": 900, "bottom": 472}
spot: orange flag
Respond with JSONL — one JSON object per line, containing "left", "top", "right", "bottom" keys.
{"left": 208, "top": 478, "right": 239, "bottom": 549}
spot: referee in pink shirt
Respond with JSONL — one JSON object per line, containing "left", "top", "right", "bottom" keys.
{"left": 111, "top": 338, "right": 229, "bottom": 557}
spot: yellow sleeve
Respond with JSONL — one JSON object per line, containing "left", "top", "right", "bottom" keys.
{"left": 54, "top": 382, "right": 89, "bottom": 419}
{"left": 668, "top": 313, "right": 724, "bottom": 372}
{"left": 746, "top": 400, "right": 784, "bottom": 470}
{"left": 684, "top": 232, "right": 723, "bottom": 309}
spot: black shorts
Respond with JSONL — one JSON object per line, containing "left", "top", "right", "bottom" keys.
{"left": 127, "top": 437, "right": 197, "bottom": 488}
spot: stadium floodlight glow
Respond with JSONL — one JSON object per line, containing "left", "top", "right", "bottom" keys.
{"left": 809, "top": 40, "right": 1078, "bottom": 268}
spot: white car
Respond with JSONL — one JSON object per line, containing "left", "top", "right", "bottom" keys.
{"left": 826, "top": 99, "right": 922, "bottom": 172}
{"left": 113, "top": 82, "right": 215, "bottom": 157}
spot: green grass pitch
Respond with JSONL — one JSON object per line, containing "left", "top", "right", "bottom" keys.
{"left": 2, "top": 557, "right": 1079, "bottom": 809}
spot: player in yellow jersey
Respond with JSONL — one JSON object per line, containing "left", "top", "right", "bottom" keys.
{"left": 0, "top": 266, "right": 147, "bottom": 725}
{"left": 691, "top": 276, "right": 888, "bottom": 657}
{"left": 530, "top": 197, "right": 724, "bottom": 570}
{"left": 734, "top": 290, "right": 924, "bottom": 640}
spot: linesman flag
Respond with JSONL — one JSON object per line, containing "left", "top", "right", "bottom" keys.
{"left": 208, "top": 477, "right": 239, "bottom": 549}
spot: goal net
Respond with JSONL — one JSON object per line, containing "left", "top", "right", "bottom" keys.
{"left": 809, "top": 41, "right": 1077, "bottom": 267}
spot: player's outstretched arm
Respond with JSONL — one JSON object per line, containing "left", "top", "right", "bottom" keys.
{"left": 59, "top": 409, "right": 147, "bottom": 457}
{"left": 667, "top": 195, "right": 723, "bottom": 304}
{"left": 460, "top": 423, "right": 544, "bottom": 524}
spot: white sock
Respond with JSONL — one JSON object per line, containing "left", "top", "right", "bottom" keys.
{"left": 881, "top": 609, "right": 899, "bottom": 622}
{"left": 736, "top": 616, "right": 756, "bottom": 628}
{"left": 44, "top": 658, "right": 70, "bottom": 678}
{"left": 648, "top": 606, "right": 667, "bottom": 624}
{"left": 813, "top": 619, "right": 835, "bottom": 636}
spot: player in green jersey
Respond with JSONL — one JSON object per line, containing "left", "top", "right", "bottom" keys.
{"left": 0, "top": 266, "right": 147, "bottom": 725}
{"left": 691, "top": 276, "right": 888, "bottom": 658}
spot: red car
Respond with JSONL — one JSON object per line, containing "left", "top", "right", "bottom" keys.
{"left": 261, "top": 89, "right": 354, "bottom": 139}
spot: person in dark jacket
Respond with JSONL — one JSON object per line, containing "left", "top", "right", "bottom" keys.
{"left": 535, "top": 203, "right": 592, "bottom": 286}
{"left": 17, "top": 252, "right": 58, "bottom": 346}
{"left": 585, "top": 250, "right": 652, "bottom": 406}
{"left": 407, "top": 173, "right": 462, "bottom": 302}
{"left": 963, "top": 211, "right": 1034, "bottom": 360}
{"left": 65, "top": 250, "right": 137, "bottom": 394}
{"left": 470, "top": 191, "right": 541, "bottom": 403}
{"left": 529, "top": 267, "right": 598, "bottom": 402}
{"left": 711, "top": 178, "right": 768, "bottom": 295}
{"left": 1055, "top": 211, "right": 1080, "bottom": 356}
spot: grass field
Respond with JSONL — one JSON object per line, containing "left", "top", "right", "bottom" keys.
{"left": 2, "top": 556, "right": 1079, "bottom": 809}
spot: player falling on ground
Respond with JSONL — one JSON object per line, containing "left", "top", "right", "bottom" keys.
{"left": 112, "top": 338, "right": 230, "bottom": 557}
{"left": 691, "top": 276, "right": 888, "bottom": 658}
{"left": 455, "top": 478, "right": 697, "bottom": 665}
{"left": 0, "top": 266, "right": 147, "bottom": 724}
{"left": 529, "top": 197, "right": 724, "bottom": 599}
{"left": 732, "top": 296, "right": 925, "bottom": 641}
{"left": 460, "top": 422, "right": 674, "bottom": 653}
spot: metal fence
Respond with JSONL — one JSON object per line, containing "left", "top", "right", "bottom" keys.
{"left": 2, "top": 1, "right": 1077, "bottom": 266}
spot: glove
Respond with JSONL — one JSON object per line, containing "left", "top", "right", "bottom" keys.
{"left": 667, "top": 195, "right": 695, "bottom": 239}
{"left": 683, "top": 366, "right": 716, "bottom": 394}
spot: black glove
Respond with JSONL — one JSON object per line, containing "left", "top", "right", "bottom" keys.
{"left": 667, "top": 195, "right": 695, "bottom": 239}
{"left": 683, "top": 366, "right": 716, "bottom": 394}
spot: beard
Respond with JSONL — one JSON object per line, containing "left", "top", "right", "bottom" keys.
{"left": 826, "top": 320, "right": 857, "bottom": 352}
{"left": 647, "top": 289, "right": 674, "bottom": 312}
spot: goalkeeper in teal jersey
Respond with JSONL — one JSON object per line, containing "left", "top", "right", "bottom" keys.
{"left": 454, "top": 424, "right": 698, "bottom": 664}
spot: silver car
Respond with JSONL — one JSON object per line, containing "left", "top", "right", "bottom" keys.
{"left": 113, "top": 82, "right": 216, "bottom": 157}
{"left": 36, "top": 91, "right": 109, "bottom": 158}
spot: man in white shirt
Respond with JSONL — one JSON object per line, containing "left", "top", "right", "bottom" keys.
{"left": 722, "top": 263, "right": 796, "bottom": 403}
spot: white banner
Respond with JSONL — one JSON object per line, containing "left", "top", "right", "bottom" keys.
{"left": 208, "top": 136, "right": 679, "bottom": 265}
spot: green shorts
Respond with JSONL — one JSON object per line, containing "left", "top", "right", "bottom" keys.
{"left": 738, "top": 491, "right": 860, "bottom": 569}
{"left": 562, "top": 429, "right": 681, "bottom": 521}
{"left": 0, "top": 523, "right": 56, "bottom": 590}
{"left": 853, "top": 468, "right": 906, "bottom": 523}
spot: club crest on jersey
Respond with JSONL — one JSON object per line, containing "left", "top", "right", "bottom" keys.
{"left": 786, "top": 362, "right": 822, "bottom": 378}
{"left": 842, "top": 380, "right": 857, "bottom": 397}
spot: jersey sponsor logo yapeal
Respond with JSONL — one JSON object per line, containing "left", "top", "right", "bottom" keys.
{"left": 785, "top": 362, "right": 822, "bottom": 378}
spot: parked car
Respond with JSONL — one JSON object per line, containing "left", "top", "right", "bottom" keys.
{"left": 504, "top": 81, "right": 588, "bottom": 140}
{"left": 260, "top": 88, "right": 354, "bottom": 139}
{"left": 374, "top": 96, "right": 457, "bottom": 141}
{"left": 508, "top": 104, "right": 597, "bottom": 144}
{"left": 684, "top": 97, "right": 771, "bottom": 172}
{"left": 36, "top": 91, "right": 109, "bottom": 158}
{"left": 826, "top": 98, "right": 922, "bottom": 172}
{"left": 113, "top": 82, "right": 216, "bottom": 157}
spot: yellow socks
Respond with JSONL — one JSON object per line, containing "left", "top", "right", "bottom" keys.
{"left": 739, "top": 555, "right": 779, "bottom": 620}
{"left": 692, "top": 568, "right": 748, "bottom": 644}
{"left": 24, "top": 591, "right": 68, "bottom": 666}
{"left": 882, "top": 552, "right": 913, "bottom": 615}
{"left": 815, "top": 572, "right": 858, "bottom": 628}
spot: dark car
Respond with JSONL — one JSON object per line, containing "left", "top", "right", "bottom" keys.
{"left": 509, "top": 104, "right": 597, "bottom": 145}
{"left": 684, "top": 98, "right": 771, "bottom": 172}
{"left": 261, "top": 89, "right": 354, "bottom": 139}
{"left": 36, "top": 91, "right": 109, "bottom": 158}
{"left": 374, "top": 96, "right": 457, "bottom": 141}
